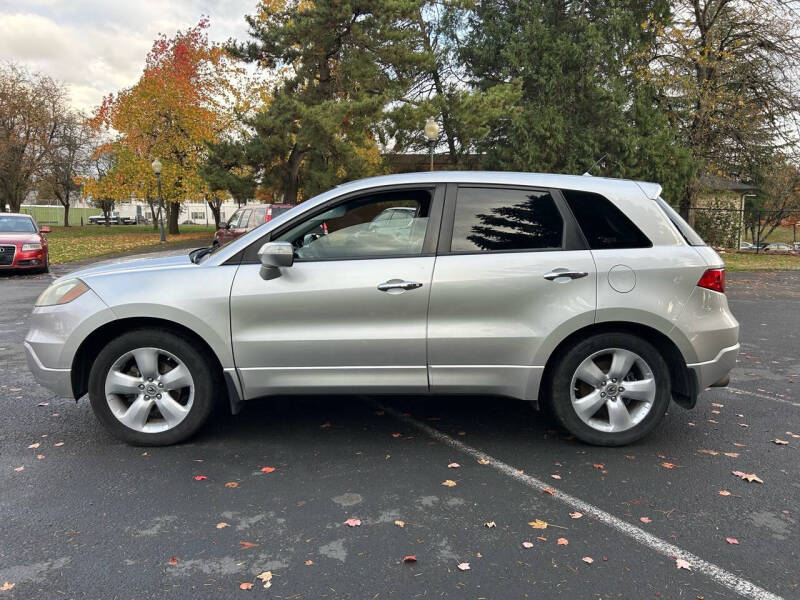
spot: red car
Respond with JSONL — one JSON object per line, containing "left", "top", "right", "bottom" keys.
{"left": 0, "top": 213, "right": 50, "bottom": 273}
{"left": 214, "top": 203, "right": 294, "bottom": 244}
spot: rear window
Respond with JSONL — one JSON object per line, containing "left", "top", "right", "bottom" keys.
{"left": 655, "top": 197, "right": 705, "bottom": 246}
{"left": 270, "top": 205, "right": 291, "bottom": 218}
{"left": 562, "top": 189, "right": 651, "bottom": 249}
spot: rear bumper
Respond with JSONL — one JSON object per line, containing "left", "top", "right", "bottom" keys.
{"left": 687, "top": 343, "right": 739, "bottom": 390}
{"left": 24, "top": 341, "right": 73, "bottom": 397}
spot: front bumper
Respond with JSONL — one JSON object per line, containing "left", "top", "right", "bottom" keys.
{"left": 24, "top": 341, "right": 73, "bottom": 397}
{"left": 687, "top": 343, "right": 739, "bottom": 390}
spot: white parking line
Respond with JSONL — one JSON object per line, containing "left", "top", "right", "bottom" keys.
{"left": 724, "top": 386, "right": 800, "bottom": 408}
{"left": 375, "top": 402, "right": 785, "bottom": 600}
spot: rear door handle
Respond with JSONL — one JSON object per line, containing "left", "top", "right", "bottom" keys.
{"left": 543, "top": 269, "right": 588, "bottom": 281}
{"left": 377, "top": 279, "right": 423, "bottom": 293}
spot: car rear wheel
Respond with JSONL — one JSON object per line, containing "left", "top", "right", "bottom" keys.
{"left": 547, "top": 332, "right": 671, "bottom": 446}
{"left": 88, "top": 329, "right": 217, "bottom": 446}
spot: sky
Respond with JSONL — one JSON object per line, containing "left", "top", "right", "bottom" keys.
{"left": 0, "top": 0, "right": 256, "bottom": 112}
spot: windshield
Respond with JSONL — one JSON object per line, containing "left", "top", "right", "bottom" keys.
{"left": 0, "top": 216, "right": 36, "bottom": 233}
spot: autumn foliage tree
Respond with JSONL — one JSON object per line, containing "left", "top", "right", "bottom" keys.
{"left": 87, "top": 20, "right": 245, "bottom": 233}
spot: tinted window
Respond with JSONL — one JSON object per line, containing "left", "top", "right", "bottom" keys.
{"left": 655, "top": 197, "right": 705, "bottom": 246}
{"left": 270, "top": 205, "right": 291, "bottom": 218}
{"left": 253, "top": 207, "right": 267, "bottom": 225}
{"left": 275, "top": 189, "right": 431, "bottom": 260}
{"left": 450, "top": 187, "right": 563, "bottom": 252}
{"left": 562, "top": 189, "right": 651, "bottom": 249}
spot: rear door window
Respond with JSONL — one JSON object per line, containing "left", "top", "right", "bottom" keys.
{"left": 450, "top": 187, "right": 564, "bottom": 252}
{"left": 562, "top": 189, "right": 651, "bottom": 249}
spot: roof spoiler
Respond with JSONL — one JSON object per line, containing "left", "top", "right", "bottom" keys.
{"left": 636, "top": 181, "right": 662, "bottom": 199}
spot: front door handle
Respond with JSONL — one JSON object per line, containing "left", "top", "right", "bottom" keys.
{"left": 377, "top": 279, "right": 423, "bottom": 293}
{"left": 543, "top": 269, "right": 589, "bottom": 281}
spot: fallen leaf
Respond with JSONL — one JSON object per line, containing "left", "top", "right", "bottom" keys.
{"left": 551, "top": 474, "right": 562, "bottom": 479}
{"left": 536, "top": 535, "right": 547, "bottom": 541}
{"left": 391, "top": 432, "right": 402, "bottom": 438}
{"left": 625, "top": 455, "right": 636, "bottom": 460}
{"left": 786, "top": 431, "right": 800, "bottom": 439}
{"left": 640, "top": 517, "right": 652, "bottom": 524}
{"left": 402, "top": 555, "right": 417, "bottom": 563}
{"left": 0, "top": 582, "right": 14, "bottom": 591}
{"left": 457, "top": 562, "right": 470, "bottom": 571}
{"left": 718, "top": 490, "right": 731, "bottom": 496}
{"left": 484, "top": 521, "right": 496, "bottom": 528}
{"left": 458, "top": 431, "right": 466, "bottom": 436}
{"left": 54, "top": 442, "right": 64, "bottom": 447}
{"left": 37, "top": 402, "right": 49, "bottom": 407}
{"left": 216, "top": 522, "right": 229, "bottom": 529}
{"left": 193, "top": 475, "right": 207, "bottom": 481}
{"left": 239, "top": 541, "right": 258, "bottom": 550}
{"left": 739, "top": 423, "right": 749, "bottom": 428}
{"left": 394, "top": 520, "right": 405, "bottom": 528}
{"left": 592, "top": 463, "right": 604, "bottom": 469}
{"left": 441, "top": 479, "right": 457, "bottom": 487}
{"left": 711, "top": 402, "right": 724, "bottom": 408}
{"left": 256, "top": 571, "right": 272, "bottom": 588}
{"left": 477, "top": 458, "right": 490, "bottom": 465}
{"left": 582, "top": 556, "right": 594, "bottom": 564}
{"left": 542, "top": 488, "right": 554, "bottom": 495}
{"left": 661, "top": 462, "right": 676, "bottom": 469}
{"left": 260, "top": 466, "right": 276, "bottom": 473}
{"left": 773, "top": 439, "right": 789, "bottom": 445}
{"left": 522, "top": 541, "right": 534, "bottom": 548}
{"left": 697, "top": 449, "right": 719, "bottom": 456}
{"left": 711, "top": 409, "right": 720, "bottom": 414}
{"left": 168, "top": 556, "right": 179, "bottom": 565}
{"left": 27, "top": 442, "right": 40, "bottom": 449}
{"left": 239, "top": 582, "right": 253, "bottom": 590}
{"left": 528, "top": 519, "right": 548, "bottom": 529}
{"left": 13, "top": 466, "right": 23, "bottom": 472}
{"left": 320, "top": 422, "right": 331, "bottom": 428}
{"left": 305, "top": 560, "right": 313, "bottom": 565}
{"left": 447, "top": 462, "right": 460, "bottom": 468}
{"left": 557, "top": 537, "right": 568, "bottom": 546}
{"left": 733, "top": 442, "right": 745, "bottom": 447}
{"left": 675, "top": 558, "right": 692, "bottom": 570}
{"left": 732, "top": 471, "right": 763, "bottom": 483}
{"left": 726, "top": 537, "right": 739, "bottom": 545}
{"left": 225, "top": 482, "right": 239, "bottom": 488}
{"left": 344, "top": 518, "right": 361, "bottom": 527}
{"left": 36, "top": 454, "right": 45, "bottom": 460}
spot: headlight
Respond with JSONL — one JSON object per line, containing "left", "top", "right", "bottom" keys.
{"left": 35, "top": 279, "right": 90, "bottom": 307}
{"left": 22, "top": 242, "right": 42, "bottom": 251}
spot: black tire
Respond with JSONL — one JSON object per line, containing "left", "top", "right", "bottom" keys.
{"left": 88, "top": 329, "right": 218, "bottom": 446}
{"left": 546, "top": 332, "right": 671, "bottom": 446}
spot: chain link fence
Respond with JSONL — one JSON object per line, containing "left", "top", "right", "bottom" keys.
{"left": 688, "top": 207, "right": 800, "bottom": 252}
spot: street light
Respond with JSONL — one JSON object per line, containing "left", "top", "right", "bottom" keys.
{"left": 424, "top": 116, "right": 439, "bottom": 172}
{"left": 151, "top": 158, "right": 166, "bottom": 243}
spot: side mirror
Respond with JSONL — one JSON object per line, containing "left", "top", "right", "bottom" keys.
{"left": 40, "top": 226, "right": 51, "bottom": 233}
{"left": 257, "top": 241, "right": 294, "bottom": 280}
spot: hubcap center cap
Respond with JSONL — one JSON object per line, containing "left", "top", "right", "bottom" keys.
{"left": 145, "top": 384, "right": 158, "bottom": 396}
{"left": 605, "top": 384, "right": 618, "bottom": 396}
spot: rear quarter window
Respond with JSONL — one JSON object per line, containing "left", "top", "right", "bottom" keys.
{"left": 654, "top": 197, "right": 706, "bottom": 246}
{"left": 561, "top": 189, "right": 651, "bottom": 249}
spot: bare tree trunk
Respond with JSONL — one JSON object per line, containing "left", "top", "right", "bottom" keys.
{"left": 284, "top": 145, "right": 304, "bottom": 205}
{"left": 63, "top": 202, "right": 70, "bottom": 227}
{"left": 167, "top": 202, "right": 179, "bottom": 235}
{"left": 147, "top": 199, "right": 158, "bottom": 230}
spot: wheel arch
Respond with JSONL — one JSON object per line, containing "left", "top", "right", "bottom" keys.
{"left": 538, "top": 321, "right": 698, "bottom": 410}
{"left": 71, "top": 317, "right": 227, "bottom": 401}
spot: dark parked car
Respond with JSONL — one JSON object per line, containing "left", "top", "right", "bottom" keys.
{"left": 0, "top": 213, "right": 50, "bottom": 273}
{"left": 214, "top": 204, "right": 294, "bottom": 244}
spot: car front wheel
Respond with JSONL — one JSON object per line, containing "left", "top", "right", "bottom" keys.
{"left": 88, "top": 329, "right": 217, "bottom": 446}
{"left": 547, "top": 332, "right": 671, "bottom": 446}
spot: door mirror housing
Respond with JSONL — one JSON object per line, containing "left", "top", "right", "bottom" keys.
{"left": 40, "top": 226, "right": 51, "bottom": 233}
{"left": 257, "top": 241, "right": 294, "bottom": 280}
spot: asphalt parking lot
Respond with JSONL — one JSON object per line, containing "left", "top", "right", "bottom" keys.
{"left": 1, "top": 260, "right": 798, "bottom": 599}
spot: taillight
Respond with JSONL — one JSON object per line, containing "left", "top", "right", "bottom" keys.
{"left": 265, "top": 209, "right": 272, "bottom": 223}
{"left": 697, "top": 268, "right": 725, "bottom": 293}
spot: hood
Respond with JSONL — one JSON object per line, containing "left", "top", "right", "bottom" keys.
{"left": 63, "top": 252, "right": 194, "bottom": 282}
{"left": 0, "top": 233, "right": 41, "bottom": 243}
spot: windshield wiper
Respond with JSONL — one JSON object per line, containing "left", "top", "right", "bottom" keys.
{"left": 189, "top": 240, "right": 219, "bottom": 264}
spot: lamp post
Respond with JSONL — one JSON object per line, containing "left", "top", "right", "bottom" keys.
{"left": 424, "top": 116, "right": 439, "bottom": 172}
{"left": 151, "top": 158, "right": 166, "bottom": 243}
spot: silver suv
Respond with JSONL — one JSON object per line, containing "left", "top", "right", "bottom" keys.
{"left": 25, "top": 172, "right": 739, "bottom": 446}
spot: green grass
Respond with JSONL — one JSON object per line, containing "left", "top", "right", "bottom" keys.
{"left": 46, "top": 225, "right": 215, "bottom": 264}
{"left": 721, "top": 251, "right": 800, "bottom": 271}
